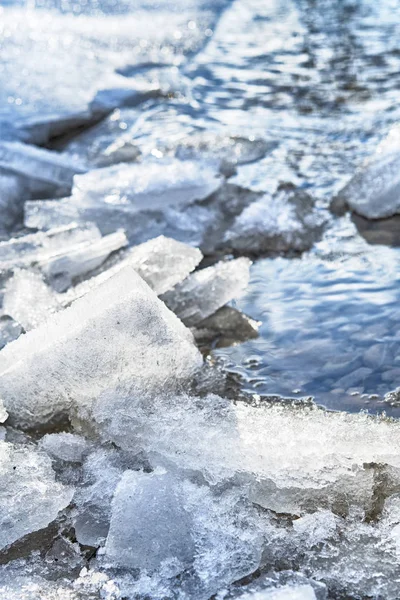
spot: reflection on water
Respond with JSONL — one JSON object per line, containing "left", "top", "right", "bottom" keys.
{"left": 216, "top": 222, "right": 400, "bottom": 416}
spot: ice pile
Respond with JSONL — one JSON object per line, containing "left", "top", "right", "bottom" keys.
{"left": 0, "top": 266, "right": 202, "bottom": 428}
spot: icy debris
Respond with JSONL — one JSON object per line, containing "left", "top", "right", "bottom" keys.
{"left": 0, "top": 142, "right": 86, "bottom": 196}
{"left": 223, "top": 186, "right": 326, "bottom": 254}
{"left": 63, "top": 235, "right": 202, "bottom": 304}
{"left": 95, "top": 394, "right": 400, "bottom": 509}
{"left": 104, "top": 469, "right": 262, "bottom": 598}
{"left": 0, "top": 316, "right": 23, "bottom": 350}
{"left": 24, "top": 182, "right": 261, "bottom": 253}
{"left": 0, "top": 441, "right": 73, "bottom": 550}
{"left": 162, "top": 258, "right": 251, "bottom": 326}
{"left": 41, "top": 229, "right": 128, "bottom": 292}
{"left": 0, "top": 224, "right": 101, "bottom": 272}
{"left": 3, "top": 270, "right": 61, "bottom": 331}
{"left": 0, "top": 267, "right": 202, "bottom": 428}
{"left": 39, "top": 433, "right": 90, "bottom": 463}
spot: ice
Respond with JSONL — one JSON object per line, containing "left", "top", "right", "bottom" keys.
{"left": 39, "top": 433, "right": 90, "bottom": 463}
{"left": 223, "top": 186, "right": 327, "bottom": 254}
{"left": 62, "top": 236, "right": 202, "bottom": 304}
{"left": 41, "top": 229, "right": 128, "bottom": 292}
{"left": 72, "top": 447, "right": 128, "bottom": 547}
{"left": 3, "top": 270, "right": 61, "bottom": 331}
{"left": 161, "top": 258, "right": 251, "bottom": 326}
{"left": 0, "top": 224, "right": 101, "bottom": 272}
{"left": 0, "top": 142, "right": 86, "bottom": 196}
{"left": 0, "top": 266, "right": 202, "bottom": 428}
{"left": 123, "top": 235, "right": 203, "bottom": 295}
{"left": 24, "top": 182, "right": 261, "bottom": 252}
{"left": 0, "top": 441, "right": 73, "bottom": 550}
{"left": 104, "top": 468, "right": 263, "bottom": 599}
{"left": 95, "top": 394, "right": 400, "bottom": 509}
{"left": 104, "top": 469, "right": 195, "bottom": 572}
{"left": 221, "top": 572, "right": 327, "bottom": 600}
{"left": 72, "top": 159, "right": 221, "bottom": 212}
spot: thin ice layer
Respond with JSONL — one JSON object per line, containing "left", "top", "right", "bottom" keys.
{"left": 0, "top": 267, "right": 202, "bottom": 428}
{"left": 161, "top": 258, "right": 251, "bottom": 326}
{"left": 0, "top": 441, "right": 73, "bottom": 550}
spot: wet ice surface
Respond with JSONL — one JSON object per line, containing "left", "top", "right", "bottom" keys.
{"left": 2, "top": 0, "right": 400, "bottom": 597}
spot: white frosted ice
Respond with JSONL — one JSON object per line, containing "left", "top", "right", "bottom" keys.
{"left": 3, "top": 270, "right": 61, "bottom": 331}
{"left": 161, "top": 257, "right": 251, "bottom": 326}
{"left": 0, "top": 267, "right": 202, "bottom": 428}
{"left": 237, "top": 585, "right": 317, "bottom": 600}
{"left": 0, "top": 441, "right": 73, "bottom": 550}
{"left": 0, "top": 398, "right": 8, "bottom": 424}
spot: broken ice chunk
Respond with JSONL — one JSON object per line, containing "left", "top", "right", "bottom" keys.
{"left": 223, "top": 186, "right": 326, "bottom": 254}
{"left": 3, "top": 270, "right": 61, "bottom": 331}
{"left": 0, "top": 142, "right": 86, "bottom": 196}
{"left": 39, "top": 433, "right": 90, "bottom": 463}
{"left": 63, "top": 235, "right": 203, "bottom": 304}
{"left": 161, "top": 258, "right": 251, "bottom": 327}
{"left": 0, "top": 267, "right": 202, "bottom": 428}
{"left": 0, "top": 224, "right": 101, "bottom": 272}
{"left": 72, "top": 159, "right": 221, "bottom": 212}
{"left": 41, "top": 229, "right": 128, "bottom": 292}
{"left": 223, "top": 571, "right": 326, "bottom": 600}
{"left": 104, "top": 469, "right": 195, "bottom": 572}
{"left": 104, "top": 469, "right": 262, "bottom": 597}
{"left": 0, "top": 441, "right": 73, "bottom": 550}
{"left": 122, "top": 235, "right": 203, "bottom": 295}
